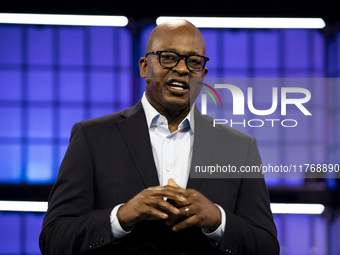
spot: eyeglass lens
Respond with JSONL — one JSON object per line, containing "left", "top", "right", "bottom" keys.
{"left": 159, "top": 52, "right": 205, "bottom": 71}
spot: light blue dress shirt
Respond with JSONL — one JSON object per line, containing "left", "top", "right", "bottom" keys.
{"left": 110, "top": 93, "right": 226, "bottom": 243}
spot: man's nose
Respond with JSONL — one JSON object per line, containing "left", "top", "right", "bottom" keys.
{"left": 172, "top": 58, "right": 189, "bottom": 74}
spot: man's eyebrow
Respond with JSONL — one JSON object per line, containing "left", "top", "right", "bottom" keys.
{"left": 162, "top": 48, "right": 202, "bottom": 55}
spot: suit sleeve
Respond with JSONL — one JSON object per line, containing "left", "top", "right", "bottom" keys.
{"left": 39, "top": 123, "right": 115, "bottom": 254}
{"left": 218, "top": 137, "right": 280, "bottom": 255}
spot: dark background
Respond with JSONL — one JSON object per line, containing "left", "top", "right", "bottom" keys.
{"left": 1, "top": 0, "right": 339, "bottom": 24}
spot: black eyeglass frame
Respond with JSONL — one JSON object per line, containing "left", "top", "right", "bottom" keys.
{"left": 145, "top": 50, "right": 209, "bottom": 72}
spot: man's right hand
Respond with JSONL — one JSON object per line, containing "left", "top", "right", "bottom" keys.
{"left": 117, "top": 185, "right": 186, "bottom": 230}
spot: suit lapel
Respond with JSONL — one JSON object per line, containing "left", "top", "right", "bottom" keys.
{"left": 187, "top": 108, "right": 221, "bottom": 190}
{"left": 117, "top": 101, "right": 159, "bottom": 188}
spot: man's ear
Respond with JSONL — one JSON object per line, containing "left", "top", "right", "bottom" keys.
{"left": 139, "top": 57, "right": 147, "bottom": 78}
{"left": 203, "top": 67, "right": 208, "bottom": 78}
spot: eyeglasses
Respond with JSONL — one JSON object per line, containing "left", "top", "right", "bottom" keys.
{"left": 145, "top": 51, "right": 209, "bottom": 72}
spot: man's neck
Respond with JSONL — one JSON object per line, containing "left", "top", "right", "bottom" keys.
{"left": 143, "top": 93, "right": 192, "bottom": 133}
{"left": 162, "top": 108, "right": 190, "bottom": 133}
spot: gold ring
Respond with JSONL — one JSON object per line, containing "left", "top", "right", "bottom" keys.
{"left": 185, "top": 206, "right": 189, "bottom": 217}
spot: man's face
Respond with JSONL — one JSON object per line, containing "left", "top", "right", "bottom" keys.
{"left": 139, "top": 24, "right": 208, "bottom": 114}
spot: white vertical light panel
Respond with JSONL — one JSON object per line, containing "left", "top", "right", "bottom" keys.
{"left": 156, "top": 17, "right": 326, "bottom": 29}
{"left": 0, "top": 13, "right": 128, "bottom": 26}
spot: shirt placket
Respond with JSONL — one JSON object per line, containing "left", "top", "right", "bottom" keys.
{"left": 159, "top": 117, "right": 175, "bottom": 186}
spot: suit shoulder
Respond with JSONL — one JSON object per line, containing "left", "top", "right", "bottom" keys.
{"left": 76, "top": 101, "right": 143, "bottom": 131}
{"left": 79, "top": 111, "right": 124, "bottom": 128}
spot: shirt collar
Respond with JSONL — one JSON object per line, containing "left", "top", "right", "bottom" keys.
{"left": 141, "top": 92, "right": 194, "bottom": 133}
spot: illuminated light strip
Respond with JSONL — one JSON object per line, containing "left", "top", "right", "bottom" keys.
{"left": 156, "top": 17, "right": 326, "bottom": 29}
{"left": 0, "top": 13, "right": 128, "bottom": 27}
{"left": 270, "top": 203, "right": 325, "bottom": 214}
{"left": 0, "top": 201, "right": 48, "bottom": 212}
{"left": 0, "top": 201, "right": 325, "bottom": 214}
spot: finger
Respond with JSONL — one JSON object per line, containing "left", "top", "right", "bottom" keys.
{"left": 172, "top": 215, "right": 198, "bottom": 232}
{"left": 121, "top": 203, "right": 169, "bottom": 226}
{"left": 182, "top": 188, "right": 196, "bottom": 198}
{"left": 144, "top": 197, "right": 180, "bottom": 215}
{"left": 145, "top": 187, "right": 186, "bottom": 202}
{"left": 168, "top": 178, "right": 180, "bottom": 188}
{"left": 179, "top": 189, "right": 202, "bottom": 205}
{"left": 165, "top": 213, "right": 182, "bottom": 226}
{"left": 167, "top": 192, "right": 195, "bottom": 208}
{"left": 165, "top": 205, "right": 192, "bottom": 226}
{"left": 166, "top": 197, "right": 183, "bottom": 208}
{"left": 148, "top": 185, "right": 184, "bottom": 193}
{"left": 165, "top": 207, "right": 186, "bottom": 225}
{"left": 139, "top": 204, "right": 169, "bottom": 220}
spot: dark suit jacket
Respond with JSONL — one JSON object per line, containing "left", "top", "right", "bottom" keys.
{"left": 39, "top": 101, "right": 279, "bottom": 255}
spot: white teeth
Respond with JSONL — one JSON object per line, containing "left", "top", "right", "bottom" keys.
{"left": 171, "top": 86, "right": 184, "bottom": 90}
{"left": 169, "top": 81, "right": 187, "bottom": 91}
{"left": 171, "top": 81, "right": 185, "bottom": 86}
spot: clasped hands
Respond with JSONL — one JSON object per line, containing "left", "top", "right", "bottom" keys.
{"left": 117, "top": 178, "right": 221, "bottom": 232}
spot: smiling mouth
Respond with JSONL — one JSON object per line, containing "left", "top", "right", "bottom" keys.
{"left": 169, "top": 81, "right": 189, "bottom": 91}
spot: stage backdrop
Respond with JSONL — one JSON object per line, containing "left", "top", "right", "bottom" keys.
{"left": 0, "top": 23, "right": 339, "bottom": 255}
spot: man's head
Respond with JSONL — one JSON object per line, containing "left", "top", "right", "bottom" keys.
{"left": 139, "top": 19, "right": 208, "bottom": 117}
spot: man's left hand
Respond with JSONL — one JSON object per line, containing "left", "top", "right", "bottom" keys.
{"left": 166, "top": 179, "right": 221, "bottom": 232}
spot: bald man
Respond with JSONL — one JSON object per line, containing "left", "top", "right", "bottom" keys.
{"left": 40, "top": 20, "right": 279, "bottom": 254}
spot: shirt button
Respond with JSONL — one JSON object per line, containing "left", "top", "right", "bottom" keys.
{"left": 160, "top": 117, "right": 164, "bottom": 122}
{"left": 166, "top": 167, "right": 171, "bottom": 172}
{"left": 166, "top": 138, "right": 170, "bottom": 143}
